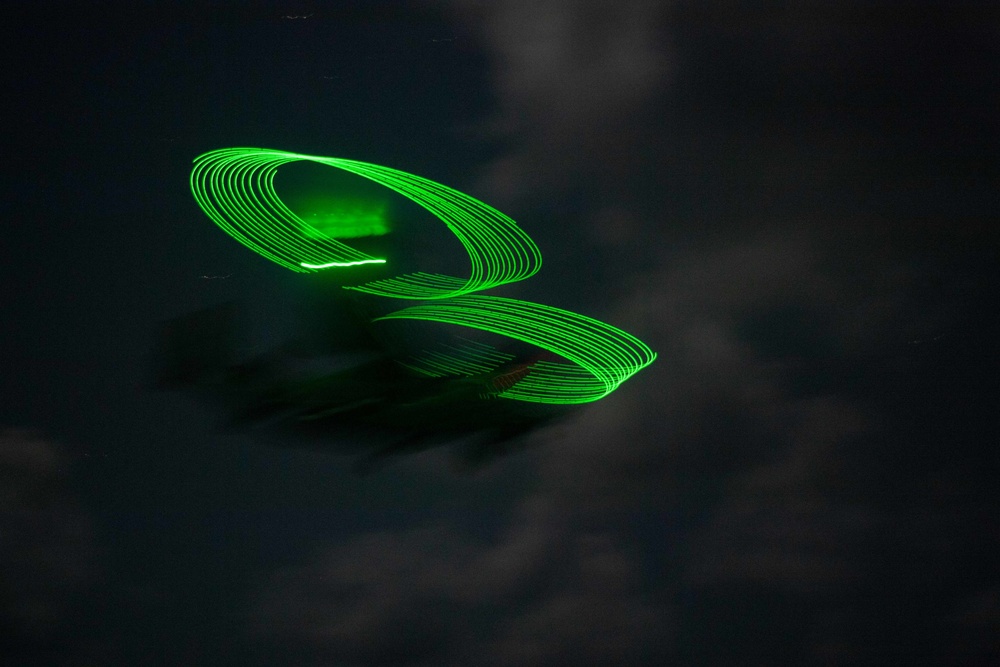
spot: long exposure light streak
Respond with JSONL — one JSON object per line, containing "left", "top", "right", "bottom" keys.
{"left": 300, "top": 259, "right": 387, "bottom": 269}
{"left": 191, "top": 147, "right": 655, "bottom": 403}
{"left": 378, "top": 296, "right": 656, "bottom": 404}
{"left": 191, "top": 147, "right": 541, "bottom": 300}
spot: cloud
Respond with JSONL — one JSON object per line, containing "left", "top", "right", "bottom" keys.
{"left": 685, "top": 396, "right": 873, "bottom": 594}
{"left": 248, "top": 208, "right": 997, "bottom": 661}
{"left": 528, "top": 217, "right": 981, "bottom": 661}
{"left": 534, "top": 222, "right": 910, "bottom": 501}
{"left": 951, "top": 587, "right": 1000, "bottom": 659}
{"left": 249, "top": 221, "right": 902, "bottom": 662}
{"left": 482, "top": 532, "right": 670, "bottom": 666}
{"left": 250, "top": 208, "right": 945, "bottom": 653}
{"left": 252, "top": 491, "right": 670, "bottom": 665}
{"left": 452, "top": 0, "right": 673, "bottom": 198}
{"left": 247, "top": 2, "right": 999, "bottom": 659}
{"left": 0, "top": 429, "right": 98, "bottom": 642}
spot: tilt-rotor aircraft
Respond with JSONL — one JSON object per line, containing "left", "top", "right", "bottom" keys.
{"left": 155, "top": 297, "right": 566, "bottom": 471}
{"left": 158, "top": 147, "right": 655, "bottom": 470}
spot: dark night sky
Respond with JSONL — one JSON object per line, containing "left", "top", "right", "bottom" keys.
{"left": 2, "top": 1, "right": 998, "bottom": 665}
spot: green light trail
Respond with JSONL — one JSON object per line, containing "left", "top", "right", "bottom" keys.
{"left": 191, "top": 147, "right": 541, "bottom": 299}
{"left": 300, "top": 259, "right": 387, "bottom": 269}
{"left": 191, "top": 147, "right": 655, "bottom": 403}
{"left": 378, "top": 296, "right": 656, "bottom": 404}
{"left": 402, "top": 339, "right": 515, "bottom": 379}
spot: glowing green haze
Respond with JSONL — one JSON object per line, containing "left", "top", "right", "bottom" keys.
{"left": 190, "top": 147, "right": 655, "bottom": 403}
{"left": 298, "top": 200, "right": 390, "bottom": 239}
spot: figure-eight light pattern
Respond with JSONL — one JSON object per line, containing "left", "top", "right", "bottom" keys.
{"left": 191, "top": 147, "right": 655, "bottom": 404}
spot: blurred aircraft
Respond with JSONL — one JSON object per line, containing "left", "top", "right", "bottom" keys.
{"left": 154, "top": 299, "right": 569, "bottom": 471}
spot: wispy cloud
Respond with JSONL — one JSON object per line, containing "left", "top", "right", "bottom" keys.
{"left": 0, "top": 429, "right": 98, "bottom": 642}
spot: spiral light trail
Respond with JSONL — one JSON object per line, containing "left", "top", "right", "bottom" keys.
{"left": 191, "top": 147, "right": 541, "bottom": 300}
{"left": 378, "top": 296, "right": 656, "bottom": 404}
{"left": 191, "top": 147, "right": 655, "bottom": 403}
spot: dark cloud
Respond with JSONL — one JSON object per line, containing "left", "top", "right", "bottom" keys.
{"left": 4, "top": 1, "right": 993, "bottom": 663}
{"left": 951, "top": 587, "right": 1000, "bottom": 659}
{"left": 238, "top": 1, "right": 1000, "bottom": 662}
{"left": 0, "top": 429, "right": 98, "bottom": 656}
{"left": 246, "top": 213, "right": 942, "bottom": 659}
{"left": 246, "top": 214, "right": 995, "bottom": 662}
{"left": 452, "top": 0, "right": 672, "bottom": 199}
{"left": 253, "top": 494, "right": 670, "bottom": 665}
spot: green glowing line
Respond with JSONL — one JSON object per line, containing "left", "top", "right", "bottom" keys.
{"left": 377, "top": 296, "right": 657, "bottom": 404}
{"left": 405, "top": 339, "right": 515, "bottom": 378}
{"left": 191, "top": 147, "right": 541, "bottom": 299}
{"left": 300, "top": 259, "right": 387, "bottom": 269}
{"left": 192, "top": 147, "right": 656, "bottom": 403}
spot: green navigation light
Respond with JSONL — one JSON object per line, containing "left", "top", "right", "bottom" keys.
{"left": 191, "top": 147, "right": 655, "bottom": 403}
{"left": 300, "top": 259, "right": 388, "bottom": 269}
